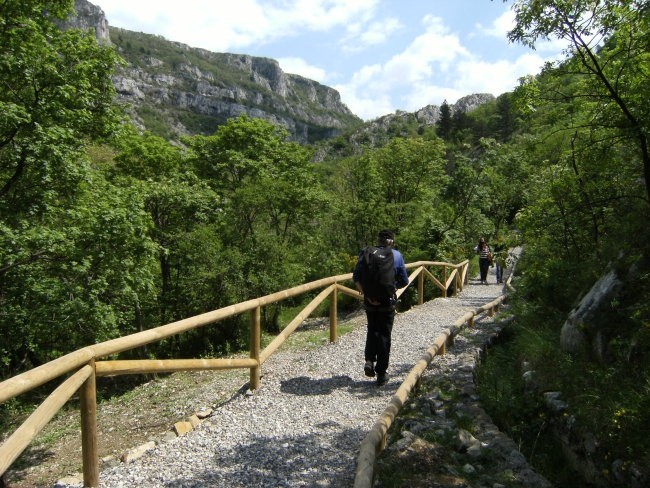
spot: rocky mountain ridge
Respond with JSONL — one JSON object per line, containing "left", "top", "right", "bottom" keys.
{"left": 315, "top": 93, "right": 497, "bottom": 159}
{"left": 368, "top": 93, "right": 495, "bottom": 131}
{"left": 65, "top": 1, "right": 495, "bottom": 146}
{"left": 65, "top": 0, "right": 361, "bottom": 143}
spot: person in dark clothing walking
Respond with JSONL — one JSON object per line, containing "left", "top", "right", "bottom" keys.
{"left": 493, "top": 236, "right": 506, "bottom": 284}
{"left": 353, "top": 230, "right": 409, "bottom": 386}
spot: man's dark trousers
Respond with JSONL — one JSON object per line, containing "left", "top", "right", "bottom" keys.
{"left": 364, "top": 308, "right": 395, "bottom": 375}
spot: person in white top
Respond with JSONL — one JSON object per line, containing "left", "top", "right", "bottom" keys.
{"left": 475, "top": 237, "right": 492, "bottom": 284}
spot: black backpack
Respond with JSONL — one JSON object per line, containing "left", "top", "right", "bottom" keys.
{"left": 359, "top": 246, "right": 396, "bottom": 306}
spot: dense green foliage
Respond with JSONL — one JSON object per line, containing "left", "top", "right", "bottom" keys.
{"left": 1, "top": 0, "right": 650, "bottom": 482}
{"left": 475, "top": 1, "right": 650, "bottom": 485}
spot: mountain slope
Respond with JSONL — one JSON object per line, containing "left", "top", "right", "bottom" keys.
{"left": 65, "top": 0, "right": 362, "bottom": 143}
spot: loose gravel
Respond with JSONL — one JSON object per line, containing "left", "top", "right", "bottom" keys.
{"left": 62, "top": 269, "right": 507, "bottom": 488}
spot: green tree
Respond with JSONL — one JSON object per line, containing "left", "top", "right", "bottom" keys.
{"left": 0, "top": 0, "right": 129, "bottom": 374}
{"left": 439, "top": 140, "right": 494, "bottom": 242}
{"left": 495, "top": 92, "right": 518, "bottom": 141}
{"left": 437, "top": 100, "right": 453, "bottom": 140}
{"left": 112, "top": 130, "right": 221, "bottom": 326}
{"left": 329, "top": 136, "right": 447, "bottom": 255}
{"left": 507, "top": 0, "right": 650, "bottom": 205}
{"left": 186, "top": 116, "right": 327, "bottom": 331}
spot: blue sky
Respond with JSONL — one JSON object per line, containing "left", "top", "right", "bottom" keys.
{"left": 96, "top": 0, "right": 566, "bottom": 121}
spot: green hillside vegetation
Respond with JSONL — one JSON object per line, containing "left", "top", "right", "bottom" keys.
{"left": 1, "top": 1, "right": 649, "bottom": 486}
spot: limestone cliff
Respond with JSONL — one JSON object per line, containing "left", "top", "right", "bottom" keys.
{"left": 58, "top": 0, "right": 110, "bottom": 44}
{"left": 67, "top": 1, "right": 361, "bottom": 143}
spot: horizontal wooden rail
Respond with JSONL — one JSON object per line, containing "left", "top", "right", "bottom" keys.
{"left": 0, "top": 348, "right": 95, "bottom": 404}
{"left": 95, "top": 358, "right": 259, "bottom": 377}
{"left": 337, "top": 283, "right": 361, "bottom": 299}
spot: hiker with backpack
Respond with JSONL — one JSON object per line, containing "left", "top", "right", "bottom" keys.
{"left": 353, "top": 230, "right": 409, "bottom": 386}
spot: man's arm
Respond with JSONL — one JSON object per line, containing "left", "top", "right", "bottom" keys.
{"left": 393, "top": 250, "right": 409, "bottom": 289}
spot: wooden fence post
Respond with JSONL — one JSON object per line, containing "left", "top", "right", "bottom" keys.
{"left": 442, "top": 266, "right": 448, "bottom": 298}
{"left": 250, "top": 306, "right": 261, "bottom": 390}
{"left": 329, "top": 285, "right": 338, "bottom": 343}
{"left": 452, "top": 269, "right": 458, "bottom": 296}
{"left": 80, "top": 359, "right": 99, "bottom": 487}
{"left": 418, "top": 269, "right": 424, "bottom": 305}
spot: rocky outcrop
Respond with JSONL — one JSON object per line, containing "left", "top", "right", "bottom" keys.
{"left": 560, "top": 267, "right": 624, "bottom": 361}
{"left": 329, "top": 93, "right": 495, "bottom": 155}
{"left": 57, "top": 0, "right": 110, "bottom": 44}
{"left": 453, "top": 93, "right": 496, "bottom": 115}
{"left": 415, "top": 93, "right": 495, "bottom": 125}
{"left": 66, "top": 1, "right": 361, "bottom": 143}
{"left": 560, "top": 256, "right": 645, "bottom": 364}
{"left": 373, "top": 93, "right": 494, "bottom": 132}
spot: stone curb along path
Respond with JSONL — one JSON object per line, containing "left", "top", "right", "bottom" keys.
{"left": 56, "top": 264, "right": 549, "bottom": 488}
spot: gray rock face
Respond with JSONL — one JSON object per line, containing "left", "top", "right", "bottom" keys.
{"left": 560, "top": 267, "right": 623, "bottom": 360}
{"left": 415, "top": 104, "right": 442, "bottom": 125}
{"left": 58, "top": 0, "right": 110, "bottom": 44}
{"left": 453, "top": 93, "right": 496, "bottom": 114}
{"left": 65, "top": 1, "right": 360, "bottom": 143}
{"left": 339, "top": 93, "right": 495, "bottom": 153}
{"left": 415, "top": 93, "right": 495, "bottom": 125}
{"left": 370, "top": 93, "right": 495, "bottom": 130}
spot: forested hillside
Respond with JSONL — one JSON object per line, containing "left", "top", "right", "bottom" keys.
{"left": 1, "top": 1, "right": 649, "bottom": 486}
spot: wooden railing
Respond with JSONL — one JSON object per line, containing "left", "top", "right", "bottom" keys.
{"left": 0, "top": 258, "right": 468, "bottom": 487}
{"left": 353, "top": 260, "right": 517, "bottom": 488}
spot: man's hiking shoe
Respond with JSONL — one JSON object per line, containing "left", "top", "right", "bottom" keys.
{"left": 376, "top": 373, "right": 389, "bottom": 386}
{"left": 364, "top": 361, "right": 375, "bottom": 377}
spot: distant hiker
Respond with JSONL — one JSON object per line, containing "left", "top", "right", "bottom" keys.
{"left": 493, "top": 235, "right": 507, "bottom": 284}
{"left": 475, "top": 237, "right": 492, "bottom": 284}
{"left": 353, "top": 229, "right": 409, "bottom": 386}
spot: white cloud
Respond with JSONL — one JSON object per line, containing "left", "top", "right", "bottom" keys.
{"left": 383, "top": 17, "right": 469, "bottom": 82}
{"left": 398, "top": 53, "right": 547, "bottom": 112}
{"left": 476, "top": 10, "right": 515, "bottom": 39}
{"left": 455, "top": 53, "right": 545, "bottom": 96}
{"left": 341, "top": 17, "right": 403, "bottom": 52}
{"left": 277, "top": 57, "right": 327, "bottom": 82}
{"left": 334, "top": 64, "right": 395, "bottom": 119}
{"left": 335, "top": 83, "right": 395, "bottom": 121}
{"left": 102, "top": 0, "right": 272, "bottom": 50}
{"left": 101, "top": 0, "right": 380, "bottom": 51}
{"left": 336, "top": 15, "right": 473, "bottom": 119}
{"left": 404, "top": 84, "right": 466, "bottom": 111}
{"left": 276, "top": 0, "right": 378, "bottom": 31}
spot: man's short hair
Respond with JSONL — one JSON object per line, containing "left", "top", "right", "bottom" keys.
{"left": 378, "top": 229, "right": 394, "bottom": 244}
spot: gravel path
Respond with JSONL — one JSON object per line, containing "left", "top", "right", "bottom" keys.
{"left": 87, "top": 269, "right": 506, "bottom": 488}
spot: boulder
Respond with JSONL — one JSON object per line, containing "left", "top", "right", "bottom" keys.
{"left": 560, "top": 267, "right": 623, "bottom": 361}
